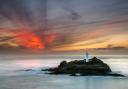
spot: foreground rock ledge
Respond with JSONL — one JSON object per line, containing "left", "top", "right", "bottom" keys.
{"left": 44, "top": 57, "right": 124, "bottom": 77}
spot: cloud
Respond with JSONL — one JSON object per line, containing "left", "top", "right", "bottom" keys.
{"left": 0, "top": 0, "right": 128, "bottom": 53}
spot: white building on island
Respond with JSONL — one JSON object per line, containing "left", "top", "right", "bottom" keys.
{"left": 84, "top": 51, "right": 90, "bottom": 63}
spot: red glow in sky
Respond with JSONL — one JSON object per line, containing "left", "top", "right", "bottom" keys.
{"left": 18, "top": 31, "right": 45, "bottom": 49}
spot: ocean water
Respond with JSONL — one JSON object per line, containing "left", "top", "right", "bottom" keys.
{"left": 0, "top": 54, "right": 128, "bottom": 89}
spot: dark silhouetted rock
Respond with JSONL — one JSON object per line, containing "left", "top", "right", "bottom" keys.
{"left": 24, "top": 69, "right": 33, "bottom": 71}
{"left": 44, "top": 57, "right": 124, "bottom": 76}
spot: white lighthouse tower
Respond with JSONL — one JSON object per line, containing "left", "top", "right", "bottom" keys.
{"left": 84, "top": 51, "right": 89, "bottom": 63}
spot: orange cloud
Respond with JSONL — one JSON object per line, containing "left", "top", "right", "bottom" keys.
{"left": 52, "top": 34, "right": 128, "bottom": 51}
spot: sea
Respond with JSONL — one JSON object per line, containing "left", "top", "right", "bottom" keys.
{"left": 0, "top": 54, "right": 128, "bottom": 89}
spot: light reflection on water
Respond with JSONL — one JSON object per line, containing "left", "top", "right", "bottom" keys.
{"left": 0, "top": 75, "right": 127, "bottom": 89}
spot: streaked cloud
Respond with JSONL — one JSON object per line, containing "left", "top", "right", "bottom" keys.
{"left": 0, "top": 0, "right": 128, "bottom": 53}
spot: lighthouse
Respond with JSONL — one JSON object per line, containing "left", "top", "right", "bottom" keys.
{"left": 84, "top": 51, "right": 89, "bottom": 63}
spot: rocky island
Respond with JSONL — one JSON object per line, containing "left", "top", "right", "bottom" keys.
{"left": 45, "top": 57, "right": 124, "bottom": 76}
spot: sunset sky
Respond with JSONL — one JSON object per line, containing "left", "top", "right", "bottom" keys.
{"left": 0, "top": 0, "right": 128, "bottom": 53}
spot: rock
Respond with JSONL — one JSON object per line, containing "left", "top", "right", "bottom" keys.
{"left": 24, "top": 69, "right": 33, "bottom": 71}
{"left": 45, "top": 57, "right": 124, "bottom": 76}
{"left": 58, "top": 61, "right": 67, "bottom": 69}
{"left": 107, "top": 72, "right": 125, "bottom": 77}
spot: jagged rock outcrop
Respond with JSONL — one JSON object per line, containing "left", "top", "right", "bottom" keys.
{"left": 45, "top": 57, "right": 124, "bottom": 76}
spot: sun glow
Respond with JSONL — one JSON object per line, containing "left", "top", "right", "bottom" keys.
{"left": 18, "top": 31, "right": 45, "bottom": 49}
